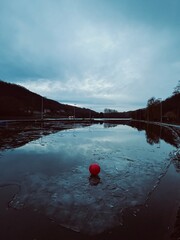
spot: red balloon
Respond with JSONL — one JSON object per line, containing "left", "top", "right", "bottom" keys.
{"left": 89, "top": 163, "right": 100, "bottom": 176}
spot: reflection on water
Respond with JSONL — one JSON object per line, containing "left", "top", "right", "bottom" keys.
{"left": 0, "top": 121, "right": 91, "bottom": 150}
{"left": 0, "top": 120, "right": 179, "bottom": 235}
{"left": 170, "top": 150, "right": 180, "bottom": 172}
{"left": 89, "top": 175, "right": 101, "bottom": 186}
{"left": 128, "top": 121, "right": 180, "bottom": 148}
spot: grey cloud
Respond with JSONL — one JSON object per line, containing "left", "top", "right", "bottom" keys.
{"left": 0, "top": 0, "right": 180, "bottom": 111}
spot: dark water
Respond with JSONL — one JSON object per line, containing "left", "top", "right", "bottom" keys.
{"left": 0, "top": 120, "right": 179, "bottom": 239}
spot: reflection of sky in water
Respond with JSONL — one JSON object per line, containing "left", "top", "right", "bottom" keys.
{"left": 0, "top": 124, "right": 176, "bottom": 234}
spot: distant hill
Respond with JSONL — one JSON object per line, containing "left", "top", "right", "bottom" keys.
{"left": 1, "top": 79, "right": 179, "bottom": 124}
{"left": 0, "top": 80, "right": 99, "bottom": 119}
{"left": 130, "top": 93, "right": 180, "bottom": 124}
{"left": 103, "top": 84, "right": 180, "bottom": 124}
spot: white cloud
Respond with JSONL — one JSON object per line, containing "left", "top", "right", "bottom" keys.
{"left": 1, "top": 0, "right": 180, "bottom": 111}
{"left": 17, "top": 22, "right": 176, "bottom": 111}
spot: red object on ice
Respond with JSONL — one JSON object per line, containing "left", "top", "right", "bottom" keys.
{"left": 89, "top": 163, "right": 100, "bottom": 176}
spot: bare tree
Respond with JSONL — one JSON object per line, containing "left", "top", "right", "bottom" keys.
{"left": 147, "top": 97, "right": 160, "bottom": 107}
{"left": 173, "top": 80, "right": 180, "bottom": 95}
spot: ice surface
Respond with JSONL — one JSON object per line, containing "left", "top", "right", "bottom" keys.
{"left": 5, "top": 124, "right": 176, "bottom": 235}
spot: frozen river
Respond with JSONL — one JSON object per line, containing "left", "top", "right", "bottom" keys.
{"left": 0, "top": 121, "right": 179, "bottom": 236}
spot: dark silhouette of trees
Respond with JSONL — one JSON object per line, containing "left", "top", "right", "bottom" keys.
{"left": 146, "top": 97, "right": 161, "bottom": 122}
{"left": 0, "top": 79, "right": 179, "bottom": 123}
{"left": 131, "top": 82, "right": 180, "bottom": 124}
{"left": 0, "top": 80, "right": 99, "bottom": 119}
{"left": 173, "top": 80, "right": 180, "bottom": 95}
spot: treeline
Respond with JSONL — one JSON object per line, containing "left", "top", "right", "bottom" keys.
{"left": 131, "top": 93, "right": 180, "bottom": 123}
{"left": 0, "top": 80, "right": 99, "bottom": 119}
{"left": 0, "top": 79, "right": 179, "bottom": 123}
{"left": 104, "top": 81, "right": 180, "bottom": 124}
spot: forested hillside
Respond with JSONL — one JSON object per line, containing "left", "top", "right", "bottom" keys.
{"left": 0, "top": 79, "right": 179, "bottom": 123}
{"left": 104, "top": 81, "right": 180, "bottom": 124}
{"left": 131, "top": 87, "right": 180, "bottom": 123}
{"left": 0, "top": 80, "right": 98, "bottom": 119}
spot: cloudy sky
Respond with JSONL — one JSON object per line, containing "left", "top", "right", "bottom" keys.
{"left": 0, "top": 0, "right": 180, "bottom": 112}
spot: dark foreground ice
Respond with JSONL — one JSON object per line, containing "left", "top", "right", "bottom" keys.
{"left": 1, "top": 123, "right": 177, "bottom": 235}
